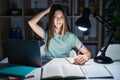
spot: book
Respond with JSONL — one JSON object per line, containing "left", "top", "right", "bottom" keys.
{"left": 105, "top": 64, "right": 120, "bottom": 80}
{"left": 65, "top": 57, "right": 75, "bottom": 64}
{"left": 41, "top": 64, "right": 85, "bottom": 79}
{"left": 65, "top": 58, "right": 113, "bottom": 79}
{"left": 82, "top": 65, "right": 113, "bottom": 79}
{"left": 0, "top": 64, "right": 36, "bottom": 78}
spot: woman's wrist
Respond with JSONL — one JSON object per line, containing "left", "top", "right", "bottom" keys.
{"left": 46, "top": 8, "right": 50, "bottom": 13}
{"left": 46, "top": 6, "right": 51, "bottom": 14}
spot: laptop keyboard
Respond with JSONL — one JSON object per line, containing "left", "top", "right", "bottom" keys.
{"left": 41, "top": 57, "right": 52, "bottom": 66}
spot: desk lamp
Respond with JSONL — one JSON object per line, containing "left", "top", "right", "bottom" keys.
{"left": 75, "top": 8, "right": 115, "bottom": 64}
{"left": 75, "top": 8, "right": 91, "bottom": 31}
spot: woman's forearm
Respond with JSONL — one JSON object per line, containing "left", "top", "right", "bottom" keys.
{"left": 29, "top": 8, "right": 50, "bottom": 24}
{"left": 28, "top": 8, "right": 50, "bottom": 38}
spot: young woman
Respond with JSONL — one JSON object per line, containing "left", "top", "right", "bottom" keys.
{"left": 28, "top": 4, "right": 91, "bottom": 65}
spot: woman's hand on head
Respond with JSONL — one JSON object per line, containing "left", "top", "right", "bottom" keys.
{"left": 47, "top": 3, "right": 54, "bottom": 13}
{"left": 74, "top": 54, "right": 88, "bottom": 65}
{"left": 46, "top": 6, "right": 51, "bottom": 13}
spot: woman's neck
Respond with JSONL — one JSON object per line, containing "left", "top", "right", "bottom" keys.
{"left": 55, "top": 27, "right": 61, "bottom": 34}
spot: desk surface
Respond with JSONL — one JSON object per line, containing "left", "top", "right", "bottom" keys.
{"left": 0, "top": 58, "right": 120, "bottom": 80}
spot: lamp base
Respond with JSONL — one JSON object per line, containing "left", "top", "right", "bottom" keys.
{"left": 94, "top": 56, "right": 113, "bottom": 64}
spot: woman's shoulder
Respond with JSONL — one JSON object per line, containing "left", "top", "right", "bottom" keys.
{"left": 65, "top": 32, "right": 77, "bottom": 37}
{"left": 66, "top": 32, "right": 76, "bottom": 35}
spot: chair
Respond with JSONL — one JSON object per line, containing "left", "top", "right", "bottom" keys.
{"left": 105, "top": 44, "right": 120, "bottom": 61}
{"left": 69, "top": 50, "right": 77, "bottom": 57}
{"left": 40, "top": 44, "right": 46, "bottom": 57}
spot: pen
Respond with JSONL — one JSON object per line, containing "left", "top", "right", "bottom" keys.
{"left": 77, "top": 44, "right": 83, "bottom": 55}
{"left": 26, "top": 74, "right": 35, "bottom": 78}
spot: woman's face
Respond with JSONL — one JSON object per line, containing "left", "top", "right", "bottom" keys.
{"left": 54, "top": 10, "right": 64, "bottom": 28}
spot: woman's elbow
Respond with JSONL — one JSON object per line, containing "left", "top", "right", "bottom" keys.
{"left": 28, "top": 20, "right": 36, "bottom": 29}
{"left": 28, "top": 20, "right": 32, "bottom": 26}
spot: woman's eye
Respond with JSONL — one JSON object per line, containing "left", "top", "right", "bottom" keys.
{"left": 54, "top": 17, "right": 64, "bottom": 20}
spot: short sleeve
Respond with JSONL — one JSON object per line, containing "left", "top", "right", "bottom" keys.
{"left": 72, "top": 33, "right": 82, "bottom": 48}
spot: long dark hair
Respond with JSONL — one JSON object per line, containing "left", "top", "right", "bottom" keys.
{"left": 46, "top": 4, "right": 70, "bottom": 51}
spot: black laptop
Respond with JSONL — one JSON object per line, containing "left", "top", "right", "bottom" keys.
{"left": 3, "top": 39, "right": 42, "bottom": 67}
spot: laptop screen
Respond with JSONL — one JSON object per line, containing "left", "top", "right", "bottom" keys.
{"left": 4, "top": 39, "right": 42, "bottom": 67}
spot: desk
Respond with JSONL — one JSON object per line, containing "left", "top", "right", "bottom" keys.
{"left": 0, "top": 58, "right": 120, "bottom": 80}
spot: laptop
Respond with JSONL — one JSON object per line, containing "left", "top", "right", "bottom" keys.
{"left": 3, "top": 39, "right": 43, "bottom": 67}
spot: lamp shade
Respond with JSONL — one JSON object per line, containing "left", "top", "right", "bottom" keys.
{"left": 75, "top": 8, "right": 91, "bottom": 31}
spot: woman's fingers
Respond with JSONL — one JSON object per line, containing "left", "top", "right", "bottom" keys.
{"left": 74, "top": 55, "right": 87, "bottom": 65}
